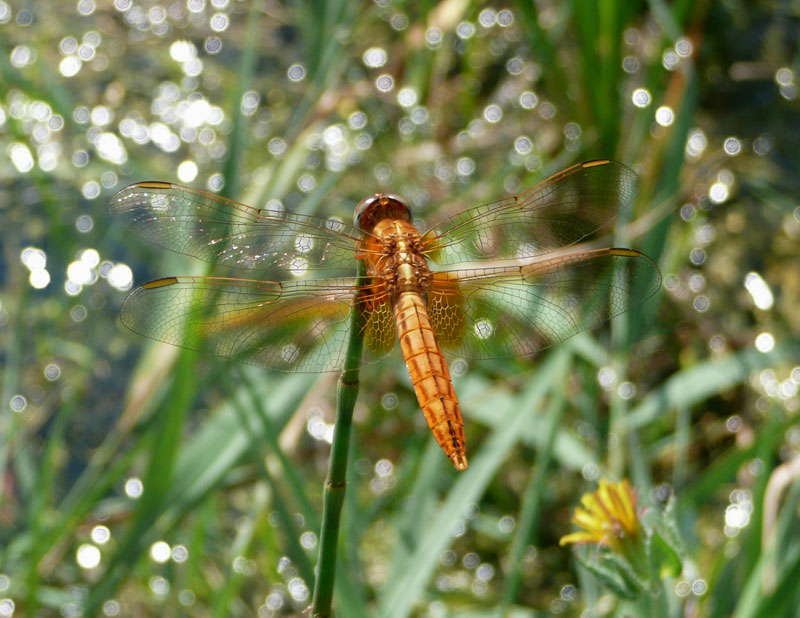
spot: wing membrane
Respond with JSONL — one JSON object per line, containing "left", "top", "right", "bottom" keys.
{"left": 428, "top": 248, "right": 661, "bottom": 359}
{"left": 120, "top": 276, "right": 395, "bottom": 372}
{"left": 109, "top": 181, "right": 369, "bottom": 274}
{"left": 423, "top": 160, "right": 638, "bottom": 266}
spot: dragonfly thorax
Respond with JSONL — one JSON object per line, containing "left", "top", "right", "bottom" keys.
{"left": 354, "top": 193, "right": 412, "bottom": 232}
{"left": 371, "top": 221, "right": 431, "bottom": 297}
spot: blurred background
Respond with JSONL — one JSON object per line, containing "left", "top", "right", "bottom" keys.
{"left": 1, "top": 0, "right": 799, "bottom": 616}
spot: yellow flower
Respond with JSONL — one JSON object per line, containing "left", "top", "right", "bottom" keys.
{"left": 560, "top": 478, "right": 640, "bottom": 552}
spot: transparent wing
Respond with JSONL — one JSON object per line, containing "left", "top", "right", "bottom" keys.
{"left": 428, "top": 248, "right": 661, "bottom": 359}
{"left": 119, "top": 276, "right": 396, "bottom": 373}
{"left": 109, "top": 181, "right": 371, "bottom": 274}
{"left": 422, "top": 160, "right": 638, "bottom": 266}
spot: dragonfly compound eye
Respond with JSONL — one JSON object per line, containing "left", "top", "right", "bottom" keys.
{"left": 354, "top": 193, "right": 411, "bottom": 231}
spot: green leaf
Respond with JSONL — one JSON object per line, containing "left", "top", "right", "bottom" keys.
{"left": 576, "top": 551, "right": 639, "bottom": 599}
{"left": 651, "top": 531, "right": 683, "bottom": 578}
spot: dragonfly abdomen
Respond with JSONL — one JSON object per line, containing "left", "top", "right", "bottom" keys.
{"left": 394, "top": 291, "right": 468, "bottom": 470}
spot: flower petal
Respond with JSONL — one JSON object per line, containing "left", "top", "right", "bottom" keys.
{"left": 607, "top": 483, "right": 636, "bottom": 533}
{"left": 572, "top": 507, "right": 601, "bottom": 528}
{"left": 559, "top": 532, "right": 598, "bottom": 546}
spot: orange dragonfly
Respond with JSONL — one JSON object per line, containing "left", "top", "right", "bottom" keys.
{"left": 109, "top": 159, "right": 660, "bottom": 471}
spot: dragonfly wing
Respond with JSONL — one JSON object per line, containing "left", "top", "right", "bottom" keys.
{"left": 428, "top": 248, "right": 661, "bottom": 360}
{"left": 109, "top": 181, "right": 366, "bottom": 274}
{"left": 422, "top": 160, "right": 638, "bottom": 266}
{"left": 119, "top": 276, "right": 395, "bottom": 372}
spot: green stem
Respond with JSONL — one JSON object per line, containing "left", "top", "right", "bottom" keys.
{"left": 310, "top": 260, "right": 367, "bottom": 617}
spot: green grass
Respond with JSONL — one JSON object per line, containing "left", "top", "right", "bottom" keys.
{"left": 1, "top": 1, "right": 799, "bottom": 617}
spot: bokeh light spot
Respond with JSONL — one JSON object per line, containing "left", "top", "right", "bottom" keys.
{"left": 632, "top": 88, "right": 651, "bottom": 107}
{"left": 124, "top": 477, "right": 143, "bottom": 498}
{"left": 755, "top": 332, "right": 775, "bottom": 353}
{"left": 177, "top": 160, "right": 198, "bottom": 182}
{"left": 483, "top": 104, "right": 502, "bottom": 123}
{"left": 362, "top": 47, "right": 387, "bottom": 68}
{"left": 744, "top": 272, "right": 774, "bottom": 310}
{"left": 150, "top": 541, "right": 171, "bottom": 563}
{"left": 375, "top": 74, "right": 394, "bottom": 92}
{"left": 76, "top": 544, "right": 101, "bottom": 569}
{"left": 724, "top": 137, "right": 741, "bottom": 155}
{"left": 287, "top": 63, "right": 306, "bottom": 82}
{"left": 91, "top": 525, "right": 111, "bottom": 545}
{"left": 655, "top": 106, "right": 674, "bottom": 126}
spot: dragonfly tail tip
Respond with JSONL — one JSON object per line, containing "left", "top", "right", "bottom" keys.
{"left": 451, "top": 453, "right": 468, "bottom": 471}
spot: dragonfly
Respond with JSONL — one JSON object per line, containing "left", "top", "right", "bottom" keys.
{"left": 109, "top": 159, "right": 661, "bottom": 471}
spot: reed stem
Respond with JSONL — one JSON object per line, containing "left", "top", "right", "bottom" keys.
{"left": 310, "top": 260, "right": 367, "bottom": 617}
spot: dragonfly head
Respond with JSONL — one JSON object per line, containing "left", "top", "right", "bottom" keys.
{"left": 354, "top": 193, "right": 412, "bottom": 232}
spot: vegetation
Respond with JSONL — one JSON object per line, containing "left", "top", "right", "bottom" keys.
{"left": 0, "top": 0, "right": 799, "bottom": 616}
